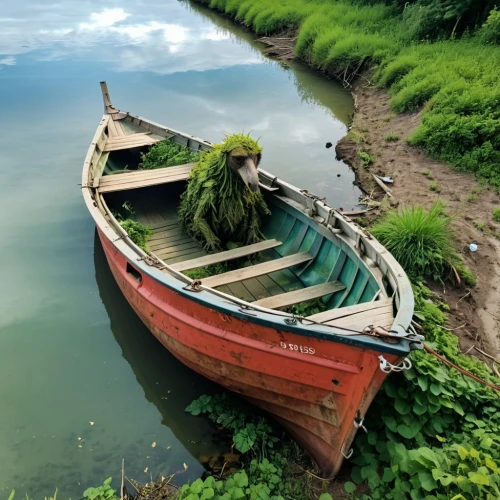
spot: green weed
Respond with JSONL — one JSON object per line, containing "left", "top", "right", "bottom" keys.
{"left": 140, "top": 139, "right": 201, "bottom": 170}
{"left": 473, "top": 221, "right": 486, "bottom": 232}
{"left": 347, "top": 130, "right": 364, "bottom": 144}
{"left": 384, "top": 131, "right": 399, "bottom": 141}
{"left": 429, "top": 180, "right": 440, "bottom": 192}
{"left": 119, "top": 220, "right": 152, "bottom": 253}
{"left": 371, "top": 202, "right": 456, "bottom": 281}
{"left": 421, "top": 169, "right": 433, "bottom": 179}
{"left": 358, "top": 150, "right": 374, "bottom": 168}
{"left": 493, "top": 207, "right": 500, "bottom": 222}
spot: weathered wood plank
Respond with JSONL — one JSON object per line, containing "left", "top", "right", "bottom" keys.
{"left": 100, "top": 163, "right": 194, "bottom": 184}
{"left": 307, "top": 298, "right": 393, "bottom": 323}
{"left": 202, "top": 253, "right": 313, "bottom": 288}
{"left": 98, "top": 164, "right": 194, "bottom": 193}
{"left": 335, "top": 311, "right": 395, "bottom": 332}
{"left": 252, "top": 281, "right": 345, "bottom": 309}
{"left": 99, "top": 173, "right": 190, "bottom": 192}
{"left": 329, "top": 304, "right": 394, "bottom": 326}
{"left": 171, "top": 239, "right": 282, "bottom": 272}
{"left": 149, "top": 236, "right": 193, "bottom": 251}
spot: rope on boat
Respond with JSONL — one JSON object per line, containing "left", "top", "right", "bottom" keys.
{"left": 424, "top": 344, "right": 500, "bottom": 392}
{"left": 378, "top": 356, "right": 412, "bottom": 373}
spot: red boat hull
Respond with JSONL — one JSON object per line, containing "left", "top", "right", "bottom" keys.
{"left": 99, "top": 228, "right": 399, "bottom": 477}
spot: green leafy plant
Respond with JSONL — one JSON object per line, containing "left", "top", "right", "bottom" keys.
{"left": 422, "top": 169, "right": 433, "bottom": 179}
{"left": 358, "top": 150, "right": 374, "bottom": 168}
{"left": 83, "top": 478, "right": 118, "bottom": 500}
{"left": 140, "top": 139, "right": 201, "bottom": 170}
{"left": 120, "top": 220, "right": 152, "bottom": 252}
{"left": 493, "top": 208, "right": 500, "bottom": 223}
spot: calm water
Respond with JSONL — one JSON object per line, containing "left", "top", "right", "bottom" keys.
{"left": 0, "top": 0, "right": 356, "bottom": 496}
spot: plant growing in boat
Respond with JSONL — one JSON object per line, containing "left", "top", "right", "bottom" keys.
{"left": 178, "top": 134, "right": 271, "bottom": 251}
{"left": 119, "top": 220, "right": 152, "bottom": 253}
{"left": 140, "top": 139, "right": 201, "bottom": 170}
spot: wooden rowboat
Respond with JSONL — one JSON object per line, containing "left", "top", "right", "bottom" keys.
{"left": 82, "top": 82, "right": 422, "bottom": 478}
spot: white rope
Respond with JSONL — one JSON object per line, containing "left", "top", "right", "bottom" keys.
{"left": 378, "top": 355, "right": 412, "bottom": 373}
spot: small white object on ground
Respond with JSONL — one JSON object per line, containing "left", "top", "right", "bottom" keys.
{"left": 469, "top": 243, "right": 478, "bottom": 252}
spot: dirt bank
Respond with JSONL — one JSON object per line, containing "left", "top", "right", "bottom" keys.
{"left": 336, "top": 75, "right": 500, "bottom": 360}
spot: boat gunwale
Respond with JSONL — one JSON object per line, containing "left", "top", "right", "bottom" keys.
{"left": 82, "top": 108, "right": 416, "bottom": 357}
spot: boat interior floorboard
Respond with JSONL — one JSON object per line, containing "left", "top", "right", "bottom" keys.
{"left": 102, "top": 186, "right": 385, "bottom": 316}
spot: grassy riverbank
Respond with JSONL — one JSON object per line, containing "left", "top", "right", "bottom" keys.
{"left": 194, "top": 0, "right": 500, "bottom": 188}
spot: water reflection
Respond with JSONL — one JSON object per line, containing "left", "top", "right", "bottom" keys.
{"left": 93, "top": 233, "right": 224, "bottom": 473}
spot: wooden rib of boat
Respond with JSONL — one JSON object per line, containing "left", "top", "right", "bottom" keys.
{"left": 82, "top": 82, "right": 423, "bottom": 478}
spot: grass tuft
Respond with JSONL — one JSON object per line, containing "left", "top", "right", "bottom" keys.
{"left": 384, "top": 131, "right": 399, "bottom": 141}
{"left": 429, "top": 180, "right": 440, "bottom": 192}
{"left": 493, "top": 208, "right": 500, "bottom": 223}
{"left": 371, "top": 202, "right": 473, "bottom": 284}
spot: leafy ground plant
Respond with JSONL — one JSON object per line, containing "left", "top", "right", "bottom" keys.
{"left": 384, "top": 131, "right": 399, "bottom": 141}
{"left": 493, "top": 208, "right": 500, "bottom": 222}
{"left": 358, "top": 150, "right": 373, "bottom": 168}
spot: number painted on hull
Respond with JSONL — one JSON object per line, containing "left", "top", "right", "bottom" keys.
{"left": 280, "top": 342, "right": 315, "bottom": 355}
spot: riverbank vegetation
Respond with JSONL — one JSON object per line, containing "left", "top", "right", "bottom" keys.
{"left": 195, "top": 0, "right": 500, "bottom": 188}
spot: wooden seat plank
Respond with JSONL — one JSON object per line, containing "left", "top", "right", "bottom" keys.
{"left": 328, "top": 304, "right": 394, "bottom": 327}
{"left": 100, "top": 163, "right": 194, "bottom": 185}
{"left": 171, "top": 239, "right": 282, "bottom": 272}
{"left": 334, "top": 311, "right": 395, "bottom": 332}
{"left": 98, "top": 165, "right": 194, "bottom": 193}
{"left": 307, "top": 298, "right": 393, "bottom": 323}
{"left": 201, "top": 253, "right": 313, "bottom": 288}
{"left": 252, "top": 281, "right": 346, "bottom": 310}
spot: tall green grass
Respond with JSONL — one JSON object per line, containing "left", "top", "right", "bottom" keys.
{"left": 195, "top": 0, "right": 500, "bottom": 189}
{"left": 371, "top": 202, "right": 475, "bottom": 284}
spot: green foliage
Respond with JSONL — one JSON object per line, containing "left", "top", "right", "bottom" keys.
{"left": 429, "top": 180, "right": 440, "bottom": 192}
{"left": 371, "top": 202, "right": 456, "bottom": 280}
{"left": 422, "top": 169, "right": 433, "bottom": 179}
{"left": 178, "top": 134, "right": 271, "bottom": 252}
{"left": 83, "top": 478, "right": 118, "bottom": 500}
{"left": 184, "top": 262, "right": 232, "bottom": 280}
{"left": 186, "top": 394, "right": 279, "bottom": 456}
{"left": 358, "top": 150, "right": 373, "bottom": 168}
{"left": 479, "top": 7, "right": 500, "bottom": 45}
{"left": 185, "top": 393, "right": 311, "bottom": 500}
{"left": 289, "top": 298, "right": 327, "bottom": 317}
{"left": 140, "top": 139, "right": 201, "bottom": 170}
{"left": 493, "top": 208, "right": 500, "bottom": 222}
{"left": 350, "top": 280, "right": 500, "bottom": 499}
{"left": 384, "top": 131, "right": 399, "bottom": 141}
{"left": 120, "top": 219, "right": 153, "bottom": 252}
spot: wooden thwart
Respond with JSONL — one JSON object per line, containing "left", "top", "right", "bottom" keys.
{"left": 307, "top": 297, "right": 393, "bottom": 323}
{"left": 202, "top": 253, "right": 313, "bottom": 288}
{"left": 104, "top": 132, "right": 159, "bottom": 152}
{"left": 252, "top": 281, "right": 345, "bottom": 309}
{"left": 98, "top": 164, "right": 194, "bottom": 193}
{"left": 171, "top": 239, "right": 283, "bottom": 272}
